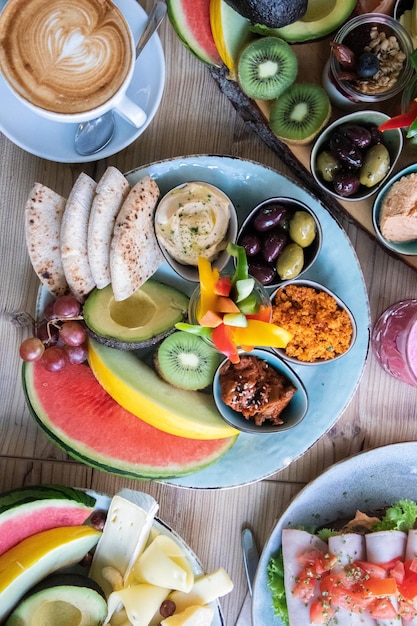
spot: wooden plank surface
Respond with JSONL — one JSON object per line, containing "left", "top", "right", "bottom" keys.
{"left": 2, "top": 3, "right": 417, "bottom": 624}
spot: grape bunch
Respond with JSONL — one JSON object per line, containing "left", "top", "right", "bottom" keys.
{"left": 19, "top": 294, "right": 88, "bottom": 372}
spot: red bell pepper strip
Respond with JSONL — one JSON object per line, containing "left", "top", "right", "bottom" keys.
{"left": 378, "top": 99, "right": 417, "bottom": 131}
{"left": 211, "top": 323, "right": 240, "bottom": 364}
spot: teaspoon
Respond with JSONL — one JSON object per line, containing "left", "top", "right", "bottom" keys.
{"left": 74, "top": 0, "right": 167, "bottom": 157}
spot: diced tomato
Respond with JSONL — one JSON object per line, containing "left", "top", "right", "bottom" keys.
{"left": 368, "top": 597, "right": 398, "bottom": 620}
{"left": 398, "top": 598, "right": 417, "bottom": 622}
{"left": 355, "top": 560, "right": 388, "bottom": 579}
{"left": 310, "top": 599, "right": 335, "bottom": 624}
{"left": 292, "top": 569, "right": 317, "bottom": 602}
{"left": 409, "top": 558, "right": 417, "bottom": 574}
{"left": 297, "top": 550, "right": 337, "bottom": 575}
{"left": 390, "top": 560, "right": 405, "bottom": 584}
{"left": 398, "top": 561, "right": 417, "bottom": 600}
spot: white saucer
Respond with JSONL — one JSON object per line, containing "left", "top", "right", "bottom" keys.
{"left": 0, "top": 0, "right": 165, "bottom": 163}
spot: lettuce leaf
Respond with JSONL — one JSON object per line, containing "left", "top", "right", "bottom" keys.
{"left": 267, "top": 549, "right": 289, "bottom": 626}
{"left": 372, "top": 499, "right": 417, "bottom": 532}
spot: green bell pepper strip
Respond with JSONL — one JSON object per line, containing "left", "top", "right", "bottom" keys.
{"left": 227, "top": 242, "right": 249, "bottom": 283}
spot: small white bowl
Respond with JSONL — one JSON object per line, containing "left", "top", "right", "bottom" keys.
{"left": 270, "top": 279, "right": 357, "bottom": 365}
{"left": 154, "top": 181, "right": 238, "bottom": 282}
{"left": 237, "top": 196, "right": 322, "bottom": 288}
{"left": 213, "top": 349, "right": 308, "bottom": 434}
{"left": 373, "top": 163, "right": 417, "bottom": 256}
{"left": 311, "top": 111, "right": 403, "bottom": 202}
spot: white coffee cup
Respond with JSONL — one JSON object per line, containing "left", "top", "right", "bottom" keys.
{"left": 0, "top": 0, "right": 147, "bottom": 127}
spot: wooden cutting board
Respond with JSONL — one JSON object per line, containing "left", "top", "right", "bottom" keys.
{"left": 210, "top": 29, "right": 417, "bottom": 271}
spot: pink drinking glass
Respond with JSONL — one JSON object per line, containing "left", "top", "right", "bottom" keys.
{"left": 372, "top": 300, "right": 417, "bottom": 387}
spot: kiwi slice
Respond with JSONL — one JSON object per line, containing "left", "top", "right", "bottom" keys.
{"left": 155, "top": 331, "right": 221, "bottom": 391}
{"left": 269, "top": 83, "right": 331, "bottom": 145}
{"left": 237, "top": 36, "right": 298, "bottom": 101}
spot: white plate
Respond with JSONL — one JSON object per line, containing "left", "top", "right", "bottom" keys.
{"left": 0, "top": 0, "right": 165, "bottom": 163}
{"left": 252, "top": 441, "right": 417, "bottom": 624}
{"left": 2, "top": 487, "right": 224, "bottom": 625}
{"left": 30, "top": 156, "right": 370, "bottom": 489}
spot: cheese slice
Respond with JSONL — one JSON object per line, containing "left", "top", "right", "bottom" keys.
{"left": 168, "top": 568, "right": 233, "bottom": 613}
{"left": 161, "top": 605, "right": 214, "bottom": 626}
{"left": 89, "top": 489, "right": 158, "bottom": 597}
{"left": 106, "top": 583, "right": 169, "bottom": 626}
{"left": 133, "top": 535, "right": 194, "bottom": 593}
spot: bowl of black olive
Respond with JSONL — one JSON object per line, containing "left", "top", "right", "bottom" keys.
{"left": 236, "top": 197, "right": 322, "bottom": 287}
{"left": 310, "top": 110, "right": 403, "bottom": 201}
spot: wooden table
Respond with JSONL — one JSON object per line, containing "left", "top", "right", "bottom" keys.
{"left": 1, "top": 2, "right": 417, "bottom": 623}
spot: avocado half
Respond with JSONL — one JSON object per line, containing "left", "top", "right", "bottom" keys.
{"left": 251, "top": 0, "right": 356, "bottom": 43}
{"left": 224, "top": 0, "right": 308, "bottom": 28}
{"left": 83, "top": 279, "right": 189, "bottom": 350}
{"left": 6, "top": 574, "right": 107, "bottom": 626}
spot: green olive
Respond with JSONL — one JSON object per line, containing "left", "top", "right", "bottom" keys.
{"left": 359, "top": 144, "right": 390, "bottom": 188}
{"left": 289, "top": 211, "right": 316, "bottom": 248}
{"left": 316, "top": 150, "right": 341, "bottom": 182}
{"left": 276, "top": 243, "right": 304, "bottom": 280}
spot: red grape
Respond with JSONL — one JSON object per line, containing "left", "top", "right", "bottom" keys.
{"left": 43, "top": 300, "right": 56, "bottom": 321}
{"left": 59, "top": 321, "right": 87, "bottom": 346}
{"left": 19, "top": 337, "right": 45, "bottom": 362}
{"left": 53, "top": 294, "right": 81, "bottom": 319}
{"left": 41, "top": 346, "right": 68, "bottom": 372}
{"left": 36, "top": 320, "right": 59, "bottom": 347}
{"left": 64, "top": 342, "right": 88, "bottom": 364}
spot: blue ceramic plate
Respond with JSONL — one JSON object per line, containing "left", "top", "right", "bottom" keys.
{"left": 0, "top": 0, "right": 165, "bottom": 163}
{"left": 127, "top": 155, "right": 370, "bottom": 488}
{"left": 33, "top": 156, "right": 370, "bottom": 489}
{"left": 252, "top": 441, "right": 417, "bottom": 625}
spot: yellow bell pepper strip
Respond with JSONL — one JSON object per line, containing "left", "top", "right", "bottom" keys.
{"left": 197, "top": 257, "right": 220, "bottom": 320}
{"left": 211, "top": 324, "right": 240, "bottom": 363}
{"left": 232, "top": 320, "right": 293, "bottom": 349}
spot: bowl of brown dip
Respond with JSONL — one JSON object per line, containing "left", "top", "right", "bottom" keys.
{"left": 213, "top": 349, "right": 308, "bottom": 434}
{"left": 154, "top": 181, "right": 238, "bottom": 282}
{"left": 373, "top": 164, "right": 417, "bottom": 255}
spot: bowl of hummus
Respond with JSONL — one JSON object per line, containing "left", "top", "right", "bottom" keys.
{"left": 213, "top": 349, "right": 308, "bottom": 434}
{"left": 373, "top": 164, "right": 417, "bottom": 255}
{"left": 154, "top": 181, "right": 238, "bottom": 282}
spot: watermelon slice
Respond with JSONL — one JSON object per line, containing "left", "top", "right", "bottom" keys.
{"left": 0, "top": 487, "right": 95, "bottom": 557}
{"left": 167, "top": 0, "right": 223, "bottom": 66}
{"left": 22, "top": 362, "right": 237, "bottom": 480}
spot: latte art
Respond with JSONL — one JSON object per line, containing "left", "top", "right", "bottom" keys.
{"left": 0, "top": 0, "right": 133, "bottom": 115}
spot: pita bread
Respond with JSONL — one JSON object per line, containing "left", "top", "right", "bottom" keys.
{"left": 110, "top": 176, "right": 163, "bottom": 301}
{"left": 24, "top": 182, "right": 68, "bottom": 297}
{"left": 60, "top": 172, "right": 97, "bottom": 302}
{"left": 87, "top": 166, "right": 130, "bottom": 289}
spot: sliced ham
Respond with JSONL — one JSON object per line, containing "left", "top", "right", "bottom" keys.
{"left": 365, "top": 531, "right": 407, "bottom": 626}
{"left": 402, "top": 530, "right": 417, "bottom": 625}
{"left": 328, "top": 533, "right": 376, "bottom": 626}
{"left": 282, "top": 528, "right": 328, "bottom": 626}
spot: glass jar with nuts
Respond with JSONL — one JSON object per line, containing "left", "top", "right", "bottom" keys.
{"left": 323, "top": 14, "right": 413, "bottom": 110}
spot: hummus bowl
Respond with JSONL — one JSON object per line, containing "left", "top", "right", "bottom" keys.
{"left": 270, "top": 279, "right": 357, "bottom": 366}
{"left": 373, "top": 163, "right": 417, "bottom": 256}
{"left": 212, "top": 349, "right": 308, "bottom": 434}
{"left": 154, "top": 181, "right": 238, "bottom": 282}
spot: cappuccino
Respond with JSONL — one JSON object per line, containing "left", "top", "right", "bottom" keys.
{"left": 0, "top": 0, "right": 133, "bottom": 116}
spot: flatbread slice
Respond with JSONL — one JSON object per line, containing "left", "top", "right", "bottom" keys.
{"left": 24, "top": 182, "right": 68, "bottom": 297}
{"left": 87, "top": 166, "right": 130, "bottom": 289}
{"left": 60, "top": 172, "right": 97, "bottom": 302}
{"left": 110, "top": 176, "right": 163, "bottom": 301}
